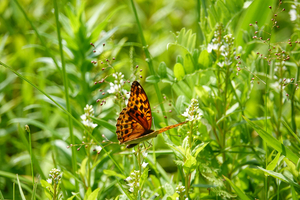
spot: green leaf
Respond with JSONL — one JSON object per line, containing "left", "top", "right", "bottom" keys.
{"left": 243, "top": 116, "right": 300, "bottom": 164}
{"left": 79, "top": 158, "right": 88, "bottom": 177}
{"left": 176, "top": 55, "right": 184, "bottom": 65}
{"left": 284, "top": 158, "right": 299, "bottom": 179}
{"left": 195, "top": 86, "right": 209, "bottom": 106}
{"left": 91, "top": 116, "right": 116, "bottom": 132}
{"left": 182, "top": 136, "right": 190, "bottom": 153}
{"left": 158, "top": 62, "right": 167, "bottom": 78}
{"left": 183, "top": 154, "right": 197, "bottom": 174}
{"left": 0, "top": 190, "right": 4, "bottom": 200}
{"left": 257, "top": 166, "right": 298, "bottom": 186}
{"left": 192, "top": 142, "right": 209, "bottom": 158}
{"left": 173, "top": 63, "right": 185, "bottom": 81}
{"left": 198, "top": 50, "right": 210, "bottom": 68}
{"left": 140, "top": 167, "right": 149, "bottom": 188}
{"left": 16, "top": 174, "right": 26, "bottom": 200}
{"left": 223, "top": 176, "right": 251, "bottom": 200}
{"left": 183, "top": 53, "right": 195, "bottom": 74}
{"left": 146, "top": 75, "right": 160, "bottom": 83}
{"left": 167, "top": 143, "right": 185, "bottom": 160}
{"left": 67, "top": 195, "right": 76, "bottom": 200}
{"left": 84, "top": 187, "right": 92, "bottom": 200}
{"left": 291, "top": 185, "right": 297, "bottom": 200}
{"left": 175, "top": 95, "right": 187, "bottom": 114}
{"left": 103, "top": 170, "right": 127, "bottom": 179}
{"left": 266, "top": 152, "right": 281, "bottom": 171}
{"left": 87, "top": 188, "right": 100, "bottom": 200}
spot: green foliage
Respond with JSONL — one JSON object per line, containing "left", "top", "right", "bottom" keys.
{"left": 1, "top": 0, "right": 300, "bottom": 199}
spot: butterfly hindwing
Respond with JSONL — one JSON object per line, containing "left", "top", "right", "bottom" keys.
{"left": 116, "top": 107, "right": 147, "bottom": 144}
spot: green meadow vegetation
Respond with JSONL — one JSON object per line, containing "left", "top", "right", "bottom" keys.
{"left": 1, "top": 0, "right": 300, "bottom": 199}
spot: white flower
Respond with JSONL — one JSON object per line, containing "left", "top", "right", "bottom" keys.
{"left": 289, "top": 7, "right": 297, "bottom": 21}
{"left": 182, "top": 99, "right": 203, "bottom": 121}
{"left": 107, "top": 82, "right": 120, "bottom": 94}
{"left": 129, "top": 187, "right": 134, "bottom": 192}
{"left": 81, "top": 105, "right": 98, "bottom": 129}
{"left": 217, "top": 62, "right": 225, "bottom": 68}
{"left": 47, "top": 178, "right": 52, "bottom": 184}
{"left": 142, "top": 151, "right": 148, "bottom": 158}
{"left": 207, "top": 43, "right": 219, "bottom": 53}
{"left": 142, "top": 162, "right": 148, "bottom": 169}
{"left": 125, "top": 176, "right": 132, "bottom": 182}
{"left": 95, "top": 146, "right": 102, "bottom": 153}
{"left": 108, "top": 72, "right": 125, "bottom": 94}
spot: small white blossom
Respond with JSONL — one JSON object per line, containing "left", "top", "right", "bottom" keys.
{"left": 125, "top": 176, "right": 133, "bottom": 182}
{"left": 108, "top": 72, "right": 125, "bottom": 94}
{"left": 81, "top": 104, "right": 98, "bottom": 129}
{"left": 207, "top": 43, "right": 219, "bottom": 53}
{"left": 176, "top": 184, "right": 185, "bottom": 194}
{"left": 47, "top": 178, "right": 52, "bottom": 184}
{"left": 125, "top": 170, "right": 140, "bottom": 193}
{"left": 95, "top": 146, "right": 102, "bottom": 153}
{"left": 289, "top": 5, "right": 297, "bottom": 21}
{"left": 142, "top": 162, "right": 148, "bottom": 169}
{"left": 182, "top": 99, "right": 203, "bottom": 121}
{"left": 142, "top": 151, "right": 148, "bottom": 158}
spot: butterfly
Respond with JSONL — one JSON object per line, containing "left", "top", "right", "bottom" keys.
{"left": 116, "top": 81, "right": 187, "bottom": 148}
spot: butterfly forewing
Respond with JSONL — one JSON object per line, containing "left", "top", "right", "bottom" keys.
{"left": 127, "top": 81, "right": 152, "bottom": 130}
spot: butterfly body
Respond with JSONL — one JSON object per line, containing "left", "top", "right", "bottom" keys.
{"left": 116, "top": 81, "right": 186, "bottom": 148}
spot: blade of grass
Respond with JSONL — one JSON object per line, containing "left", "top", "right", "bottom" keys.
{"left": 243, "top": 116, "right": 300, "bottom": 164}
{"left": 17, "top": 124, "right": 45, "bottom": 179}
{"left": 282, "top": 119, "right": 300, "bottom": 144}
{"left": 25, "top": 125, "right": 35, "bottom": 192}
{"left": 53, "top": 0, "right": 77, "bottom": 190}
{"left": 0, "top": 190, "right": 4, "bottom": 200}
{"left": 223, "top": 176, "right": 251, "bottom": 200}
{"left": 16, "top": 175, "right": 26, "bottom": 200}
{"left": 257, "top": 166, "right": 300, "bottom": 189}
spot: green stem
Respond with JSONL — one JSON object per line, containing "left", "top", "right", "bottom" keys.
{"left": 26, "top": 126, "right": 35, "bottom": 195}
{"left": 290, "top": 59, "right": 299, "bottom": 134}
{"left": 278, "top": 60, "right": 283, "bottom": 137}
{"left": 53, "top": 181, "right": 57, "bottom": 200}
{"left": 185, "top": 173, "right": 189, "bottom": 199}
{"left": 86, "top": 131, "right": 91, "bottom": 188}
{"left": 52, "top": 0, "right": 77, "bottom": 190}
{"left": 130, "top": 0, "right": 168, "bottom": 128}
{"left": 196, "top": 0, "right": 202, "bottom": 46}
{"left": 189, "top": 121, "right": 194, "bottom": 147}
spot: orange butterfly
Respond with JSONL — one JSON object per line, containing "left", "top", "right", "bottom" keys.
{"left": 116, "top": 81, "right": 187, "bottom": 148}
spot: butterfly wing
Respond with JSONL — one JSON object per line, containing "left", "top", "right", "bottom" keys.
{"left": 116, "top": 81, "right": 153, "bottom": 145}
{"left": 116, "top": 107, "right": 149, "bottom": 144}
{"left": 127, "top": 81, "right": 152, "bottom": 130}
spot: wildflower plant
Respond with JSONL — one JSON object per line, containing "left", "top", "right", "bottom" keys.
{"left": 41, "top": 168, "right": 62, "bottom": 200}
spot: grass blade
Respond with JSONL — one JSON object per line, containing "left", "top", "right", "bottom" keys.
{"left": 243, "top": 116, "right": 300, "bottom": 164}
